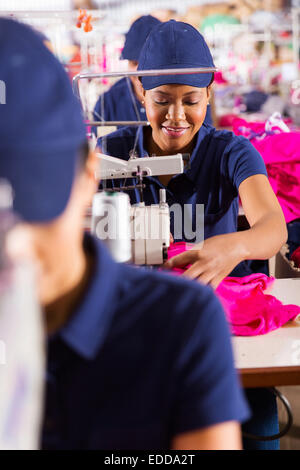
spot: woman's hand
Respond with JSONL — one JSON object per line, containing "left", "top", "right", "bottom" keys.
{"left": 164, "top": 233, "right": 248, "bottom": 289}
{"left": 164, "top": 174, "right": 288, "bottom": 289}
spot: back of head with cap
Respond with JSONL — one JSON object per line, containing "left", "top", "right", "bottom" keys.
{"left": 121, "top": 15, "right": 162, "bottom": 62}
{"left": 138, "top": 20, "right": 215, "bottom": 90}
{"left": 0, "top": 18, "right": 86, "bottom": 223}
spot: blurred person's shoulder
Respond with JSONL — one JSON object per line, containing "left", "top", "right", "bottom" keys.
{"left": 87, "top": 234, "right": 226, "bottom": 330}
{"left": 114, "top": 251, "right": 226, "bottom": 331}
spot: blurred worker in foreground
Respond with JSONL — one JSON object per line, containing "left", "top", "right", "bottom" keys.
{"left": 92, "top": 15, "right": 214, "bottom": 137}
{"left": 0, "top": 18, "right": 250, "bottom": 450}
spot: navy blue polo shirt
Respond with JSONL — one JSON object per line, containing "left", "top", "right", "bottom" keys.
{"left": 97, "top": 124, "right": 267, "bottom": 276}
{"left": 42, "top": 234, "right": 249, "bottom": 450}
{"left": 92, "top": 78, "right": 213, "bottom": 135}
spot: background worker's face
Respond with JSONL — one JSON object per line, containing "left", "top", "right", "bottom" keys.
{"left": 8, "top": 151, "right": 97, "bottom": 306}
{"left": 143, "top": 84, "right": 211, "bottom": 154}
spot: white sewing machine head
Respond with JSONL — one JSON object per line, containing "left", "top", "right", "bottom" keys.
{"left": 95, "top": 152, "right": 185, "bottom": 180}
{"left": 91, "top": 152, "right": 186, "bottom": 265}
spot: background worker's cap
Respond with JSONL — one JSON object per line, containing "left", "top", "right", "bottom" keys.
{"left": 121, "top": 15, "right": 162, "bottom": 61}
{"left": 138, "top": 20, "right": 215, "bottom": 89}
{"left": 0, "top": 18, "right": 87, "bottom": 222}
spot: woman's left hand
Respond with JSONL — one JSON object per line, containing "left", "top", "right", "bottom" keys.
{"left": 164, "top": 233, "right": 248, "bottom": 289}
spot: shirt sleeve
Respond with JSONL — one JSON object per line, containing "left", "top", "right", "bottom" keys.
{"left": 171, "top": 286, "right": 250, "bottom": 435}
{"left": 225, "top": 135, "right": 268, "bottom": 190}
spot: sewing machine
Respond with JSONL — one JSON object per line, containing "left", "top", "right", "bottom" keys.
{"left": 92, "top": 152, "right": 186, "bottom": 265}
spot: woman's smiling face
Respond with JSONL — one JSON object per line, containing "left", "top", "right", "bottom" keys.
{"left": 143, "top": 83, "right": 211, "bottom": 155}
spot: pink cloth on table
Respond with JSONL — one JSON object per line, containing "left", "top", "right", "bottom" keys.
{"left": 167, "top": 242, "right": 300, "bottom": 336}
{"left": 215, "top": 274, "right": 300, "bottom": 336}
{"left": 233, "top": 118, "right": 300, "bottom": 223}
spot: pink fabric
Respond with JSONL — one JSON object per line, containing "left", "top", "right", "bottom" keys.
{"left": 214, "top": 70, "right": 229, "bottom": 84}
{"left": 232, "top": 118, "right": 267, "bottom": 139}
{"left": 232, "top": 117, "right": 293, "bottom": 139}
{"left": 233, "top": 118, "right": 300, "bottom": 223}
{"left": 215, "top": 274, "right": 300, "bottom": 336}
{"left": 291, "top": 246, "right": 300, "bottom": 268}
{"left": 167, "top": 242, "right": 300, "bottom": 336}
{"left": 251, "top": 133, "right": 300, "bottom": 223}
{"left": 167, "top": 242, "right": 192, "bottom": 274}
{"left": 218, "top": 113, "right": 239, "bottom": 128}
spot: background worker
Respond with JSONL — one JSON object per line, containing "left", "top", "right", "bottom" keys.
{"left": 92, "top": 15, "right": 161, "bottom": 136}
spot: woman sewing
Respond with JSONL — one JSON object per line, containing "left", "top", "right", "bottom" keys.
{"left": 97, "top": 20, "right": 287, "bottom": 450}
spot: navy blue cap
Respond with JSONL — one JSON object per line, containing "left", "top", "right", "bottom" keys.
{"left": 121, "top": 15, "right": 161, "bottom": 61}
{"left": 138, "top": 20, "right": 215, "bottom": 90}
{"left": 0, "top": 18, "right": 86, "bottom": 223}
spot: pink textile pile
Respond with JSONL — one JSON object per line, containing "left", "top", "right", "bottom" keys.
{"left": 252, "top": 133, "right": 300, "bottom": 223}
{"left": 215, "top": 273, "right": 300, "bottom": 336}
{"left": 167, "top": 243, "right": 300, "bottom": 336}
{"left": 233, "top": 118, "right": 300, "bottom": 223}
{"left": 232, "top": 118, "right": 266, "bottom": 139}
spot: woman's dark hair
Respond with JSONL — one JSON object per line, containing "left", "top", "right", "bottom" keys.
{"left": 208, "top": 73, "right": 215, "bottom": 87}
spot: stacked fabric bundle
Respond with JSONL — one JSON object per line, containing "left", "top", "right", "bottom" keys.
{"left": 233, "top": 118, "right": 300, "bottom": 224}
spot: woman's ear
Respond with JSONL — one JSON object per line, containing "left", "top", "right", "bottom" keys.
{"left": 134, "top": 79, "right": 145, "bottom": 104}
{"left": 140, "top": 87, "right": 147, "bottom": 105}
{"left": 80, "top": 149, "right": 98, "bottom": 206}
{"left": 206, "top": 84, "right": 213, "bottom": 102}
